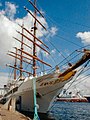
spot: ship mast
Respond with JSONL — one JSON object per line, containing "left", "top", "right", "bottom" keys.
{"left": 14, "top": 48, "right": 17, "bottom": 80}
{"left": 23, "top": 0, "right": 51, "bottom": 76}
{"left": 7, "top": 0, "right": 51, "bottom": 81}
{"left": 20, "top": 23, "right": 24, "bottom": 78}
{"left": 33, "top": 0, "right": 37, "bottom": 77}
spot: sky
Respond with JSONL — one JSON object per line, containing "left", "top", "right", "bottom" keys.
{"left": 0, "top": 0, "right": 90, "bottom": 95}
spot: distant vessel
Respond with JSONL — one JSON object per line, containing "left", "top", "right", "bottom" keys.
{"left": 56, "top": 91, "right": 88, "bottom": 102}
{"left": 84, "top": 95, "right": 90, "bottom": 102}
{"left": 1, "top": 0, "right": 90, "bottom": 117}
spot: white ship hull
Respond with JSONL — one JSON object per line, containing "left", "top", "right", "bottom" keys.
{"left": 13, "top": 72, "right": 74, "bottom": 113}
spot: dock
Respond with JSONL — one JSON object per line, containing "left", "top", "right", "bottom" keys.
{"left": 0, "top": 104, "right": 31, "bottom": 120}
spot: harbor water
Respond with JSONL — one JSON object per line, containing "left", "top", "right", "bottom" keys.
{"left": 49, "top": 102, "right": 90, "bottom": 120}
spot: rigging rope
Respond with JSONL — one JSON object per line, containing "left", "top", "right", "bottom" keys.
{"left": 48, "top": 60, "right": 90, "bottom": 111}
{"left": 64, "top": 60, "right": 90, "bottom": 91}
{"left": 72, "top": 74, "right": 90, "bottom": 88}
{"left": 37, "top": 28, "right": 71, "bottom": 66}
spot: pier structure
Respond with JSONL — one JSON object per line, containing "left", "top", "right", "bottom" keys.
{"left": 0, "top": 103, "right": 31, "bottom": 120}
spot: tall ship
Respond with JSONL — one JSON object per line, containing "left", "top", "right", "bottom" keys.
{"left": 1, "top": 0, "right": 90, "bottom": 119}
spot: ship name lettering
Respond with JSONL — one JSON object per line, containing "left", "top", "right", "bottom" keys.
{"left": 40, "top": 78, "right": 64, "bottom": 86}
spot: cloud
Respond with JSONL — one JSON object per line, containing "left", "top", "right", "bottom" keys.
{"left": 51, "top": 49, "right": 56, "bottom": 54}
{"left": 42, "top": 49, "right": 56, "bottom": 58}
{"left": 0, "top": 14, "right": 19, "bottom": 66}
{"left": 0, "top": 2, "right": 57, "bottom": 68}
{"left": 0, "top": 72, "right": 9, "bottom": 87}
{"left": 49, "top": 26, "right": 58, "bottom": 37}
{"left": 4, "top": 2, "right": 18, "bottom": 20}
{"left": 0, "top": 10, "right": 5, "bottom": 15}
{"left": 76, "top": 31, "right": 90, "bottom": 44}
{"left": 0, "top": 13, "right": 47, "bottom": 66}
